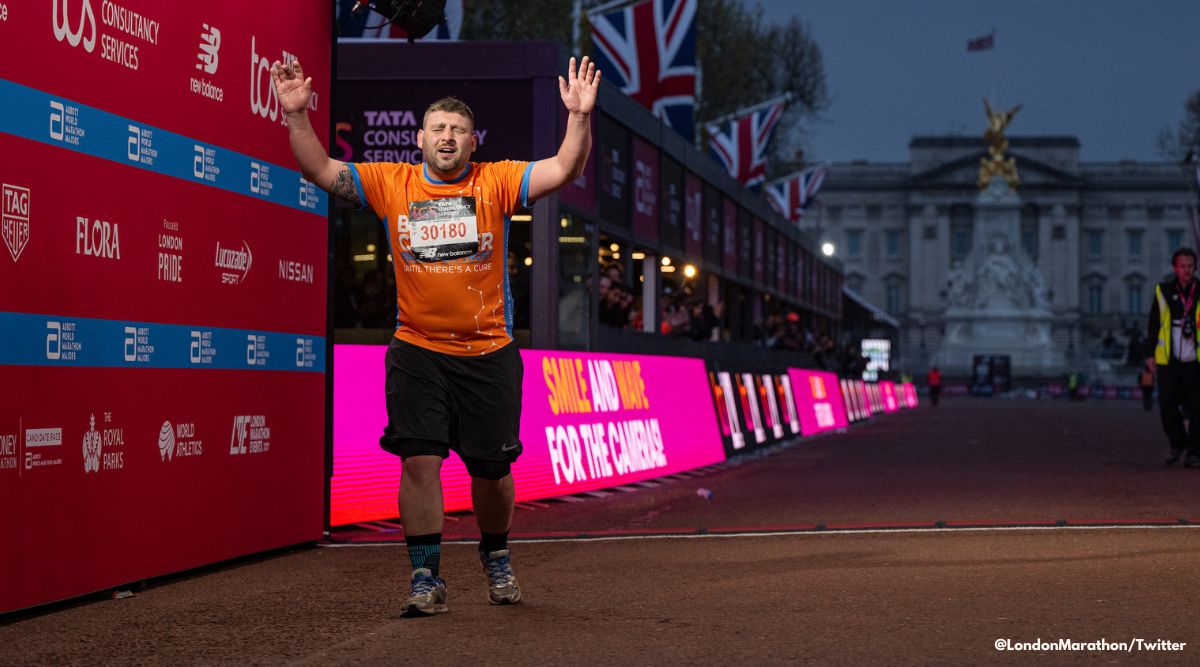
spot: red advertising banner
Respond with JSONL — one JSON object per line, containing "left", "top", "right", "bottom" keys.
{"left": 753, "top": 218, "right": 765, "bottom": 285}
{"left": 788, "top": 369, "right": 850, "bottom": 435}
{"left": 557, "top": 109, "right": 597, "bottom": 214}
{"left": 723, "top": 199, "right": 737, "bottom": 273}
{"left": 631, "top": 135, "right": 659, "bottom": 242}
{"left": 684, "top": 172, "right": 703, "bottom": 258}
{"left": 331, "top": 346, "right": 727, "bottom": 526}
{"left": 0, "top": 1, "right": 330, "bottom": 613}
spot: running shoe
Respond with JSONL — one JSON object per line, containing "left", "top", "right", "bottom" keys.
{"left": 480, "top": 549, "right": 522, "bottom": 605}
{"left": 400, "top": 568, "right": 448, "bottom": 617}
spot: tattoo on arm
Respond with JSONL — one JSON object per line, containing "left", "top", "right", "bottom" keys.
{"left": 329, "top": 166, "right": 361, "bottom": 206}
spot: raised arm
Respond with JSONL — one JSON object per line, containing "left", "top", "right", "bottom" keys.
{"left": 526, "top": 56, "right": 600, "bottom": 203}
{"left": 272, "top": 59, "right": 360, "bottom": 206}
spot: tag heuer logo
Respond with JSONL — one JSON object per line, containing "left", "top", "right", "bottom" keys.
{"left": 2, "top": 184, "right": 30, "bottom": 262}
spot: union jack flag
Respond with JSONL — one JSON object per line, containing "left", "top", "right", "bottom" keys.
{"left": 590, "top": 0, "right": 697, "bottom": 140}
{"left": 765, "top": 165, "right": 827, "bottom": 223}
{"left": 705, "top": 96, "right": 788, "bottom": 188}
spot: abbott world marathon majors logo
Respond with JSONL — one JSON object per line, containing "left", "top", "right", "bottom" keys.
{"left": 249, "top": 36, "right": 316, "bottom": 124}
{"left": 25, "top": 426, "right": 63, "bottom": 470}
{"left": 2, "top": 183, "right": 30, "bottom": 262}
{"left": 214, "top": 240, "right": 251, "bottom": 284}
{"left": 52, "top": 0, "right": 160, "bottom": 70}
{"left": 541, "top": 357, "right": 665, "bottom": 485}
{"left": 158, "top": 421, "right": 201, "bottom": 462}
{"left": 229, "top": 415, "right": 270, "bottom": 455}
{"left": 83, "top": 412, "right": 124, "bottom": 473}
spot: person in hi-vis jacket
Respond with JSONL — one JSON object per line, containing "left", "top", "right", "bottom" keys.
{"left": 1146, "top": 247, "right": 1200, "bottom": 467}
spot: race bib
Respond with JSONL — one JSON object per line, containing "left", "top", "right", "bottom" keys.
{"left": 407, "top": 196, "right": 480, "bottom": 262}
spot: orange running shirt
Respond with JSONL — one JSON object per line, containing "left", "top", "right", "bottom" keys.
{"left": 350, "top": 160, "right": 533, "bottom": 356}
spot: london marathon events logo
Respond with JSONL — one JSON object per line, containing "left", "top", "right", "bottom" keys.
{"left": 229, "top": 415, "right": 270, "bottom": 455}
{"left": 2, "top": 183, "right": 29, "bottom": 262}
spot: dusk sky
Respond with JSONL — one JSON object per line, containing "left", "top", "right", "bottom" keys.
{"left": 754, "top": 0, "right": 1200, "bottom": 164}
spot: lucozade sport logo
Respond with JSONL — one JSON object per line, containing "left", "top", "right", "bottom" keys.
{"left": 52, "top": 0, "right": 97, "bottom": 53}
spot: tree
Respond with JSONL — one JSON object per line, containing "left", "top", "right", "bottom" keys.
{"left": 695, "top": 1, "right": 828, "bottom": 179}
{"left": 1158, "top": 90, "right": 1200, "bottom": 162}
{"left": 460, "top": 0, "right": 575, "bottom": 48}
{"left": 460, "top": 0, "right": 830, "bottom": 176}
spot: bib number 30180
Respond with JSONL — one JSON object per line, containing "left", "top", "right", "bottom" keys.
{"left": 407, "top": 196, "right": 480, "bottom": 262}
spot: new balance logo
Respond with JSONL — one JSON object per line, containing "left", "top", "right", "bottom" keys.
{"left": 196, "top": 23, "right": 220, "bottom": 74}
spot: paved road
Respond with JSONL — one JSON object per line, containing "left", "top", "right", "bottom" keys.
{"left": 5, "top": 398, "right": 1199, "bottom": 664}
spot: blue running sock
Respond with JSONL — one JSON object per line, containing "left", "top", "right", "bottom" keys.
{"left": 406, "top": 533, "right": 442, "bottom": 577}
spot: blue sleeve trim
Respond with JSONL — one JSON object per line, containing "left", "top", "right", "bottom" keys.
{"left": 347, "top": 163, "right": 369, "bottom": 211}
{"left": 519, "top": 161, "right": 535, "bottom": 208}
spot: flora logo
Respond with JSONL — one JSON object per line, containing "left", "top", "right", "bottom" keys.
{"left": 52, "top": 0, "right": 96, "bottom": 53}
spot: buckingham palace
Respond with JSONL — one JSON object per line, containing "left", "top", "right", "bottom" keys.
{"left": 808, "top": 135, "right": 1197, "bottom": 377}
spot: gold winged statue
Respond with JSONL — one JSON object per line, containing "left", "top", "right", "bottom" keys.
{"left": 978, "top": 98, "right": 1022, "bottom": 189}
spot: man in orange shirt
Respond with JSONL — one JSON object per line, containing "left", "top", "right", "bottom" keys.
{"left": 273, "top": 56, "right": 599, "bottom": 616}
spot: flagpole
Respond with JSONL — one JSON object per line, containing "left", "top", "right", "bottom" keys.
{"left": 705, "top": 93, "right": 793, "bottom": 130}
{"left": 586, "top": 0, "right": 642, "bottom": 17}
{"left": 990, "top": 28, "right": 996, "bottom": 104}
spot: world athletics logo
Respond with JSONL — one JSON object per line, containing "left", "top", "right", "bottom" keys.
{"left": 158, "top": 421, "right": 175, "bottom": 462}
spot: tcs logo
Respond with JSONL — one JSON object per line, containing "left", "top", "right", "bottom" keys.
{"left": 250, "top": 35, "right": 317, "bottom": 124}
{"left": 52, "top": 0, "right": 96, "bottom": 53}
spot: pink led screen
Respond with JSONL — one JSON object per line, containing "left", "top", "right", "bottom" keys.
{"left": 881, "top": 381, "right": 900, "bottom": 412}
{"left": 902, "top": 382, "right": 919, "bottom": 408}
{"left": 787, "top": 369, "right": 850, "bottom": 435}
{"left": 332, "top": 345, "right": 726, "bottom": 526}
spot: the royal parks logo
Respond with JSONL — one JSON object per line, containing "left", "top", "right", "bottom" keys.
{"left": 82, "top": 413, "right": 102, "bottom": 473}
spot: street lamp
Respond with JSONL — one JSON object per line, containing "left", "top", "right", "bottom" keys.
{"left": 821, "top": 242, "right": 835, "bottom": 257}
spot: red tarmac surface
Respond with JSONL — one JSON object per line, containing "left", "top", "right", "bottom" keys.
{"left": 5, "top": 398, "right": 1200, "bottom": 664}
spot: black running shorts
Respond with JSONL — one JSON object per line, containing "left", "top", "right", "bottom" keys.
{"left": 379, "top": 337, "right": 524, "bottom": 479}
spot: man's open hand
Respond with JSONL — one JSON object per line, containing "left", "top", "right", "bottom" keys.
{"left": 559, "top": 56, "right": 600, "bottom": 115}
{"left": 272, "top": 59, "right": 312, "bottom": 116}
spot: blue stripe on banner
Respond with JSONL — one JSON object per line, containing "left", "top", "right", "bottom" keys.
{"left": 0, "top": 311, "right": 325, "bottom": 372}
{"left": 0, "top": 79, "right": 328, "bottom": 215}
